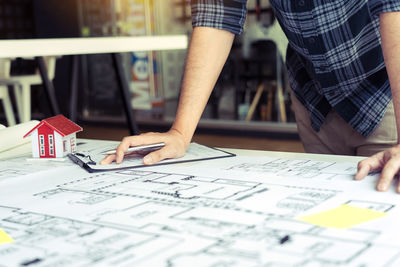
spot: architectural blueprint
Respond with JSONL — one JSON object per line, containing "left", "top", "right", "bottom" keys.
{"left": 1, "top": 140, "right": 400, "bottom": 266}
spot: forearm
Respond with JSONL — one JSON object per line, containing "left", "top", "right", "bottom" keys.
{"left": 171, "top": 27, "right": 235, "bottom": 145}
{"left": 380, "top": 12, "right": 400, "bottom": 143}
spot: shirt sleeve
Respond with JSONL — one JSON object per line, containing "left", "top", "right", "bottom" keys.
{"left": 191, "top": 0, "right": 247, "bottom": 35}
{"left": 368, "top": 0, "right": 400, "bottom": 18}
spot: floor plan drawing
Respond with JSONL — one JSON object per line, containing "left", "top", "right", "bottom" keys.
{"left": 0, "top": 205, "right": 188, "bottom": 266}
{"left": 1, "top": 141, "right": 400, "bottom": 266}
{"left": 0, "top": 156, "right": 72, "bottom": 181}
{"left": 183, "top": 156, "right": 359, "bottom": 180}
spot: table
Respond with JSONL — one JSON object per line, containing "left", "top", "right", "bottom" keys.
{"left": 0, "top": 36, "right": 188, "bottom": 134}
{"left": 1, "top": 139, "right": 400, "bottom": 266}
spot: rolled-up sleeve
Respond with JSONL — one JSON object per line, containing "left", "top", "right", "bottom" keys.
{"left": 368, "top": 0, "right": 400, "bottom": 18}
{"left": 191, "top": 0, "right": 247, "bottom": 35}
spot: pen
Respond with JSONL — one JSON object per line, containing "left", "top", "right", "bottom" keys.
{"left": 101, "top": 142, "right": 166, "bottom": 155}
{"left": 279, "top": 235, "right": 291, "bottom": 244}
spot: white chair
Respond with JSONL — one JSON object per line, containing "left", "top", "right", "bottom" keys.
{"left": 0, "top": 59, "right": 16, "bottom": 126}
{"left": 0, "top": 56, "right": 57, "bottom": 124}
{"left": 0, "top": 85, "right": 16, "bottom": 126}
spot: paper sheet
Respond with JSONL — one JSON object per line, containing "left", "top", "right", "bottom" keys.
{"left": 0, "top": 120, "right": 39, "bottom": 154}
{"left": 297, "top": 204, "right": 387, "bottom": 229}
{"left": 1, "top": 139, "right": 400, "bottom": 266}
{"left": 0, "top": 141, "right": 90, "bottom": 181}
{"left": 161, "top": 155, "right": 385, "bottom": 194}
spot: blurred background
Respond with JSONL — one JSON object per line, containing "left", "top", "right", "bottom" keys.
{"left": 0, "top": 0, "right": 304, "bottom": 152}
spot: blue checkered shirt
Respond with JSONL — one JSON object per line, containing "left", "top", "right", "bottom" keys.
{"left": 191, "top": 0, "right": 400, "bottom": 136}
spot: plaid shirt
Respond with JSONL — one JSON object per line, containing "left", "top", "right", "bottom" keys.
{"left": 191, "top": 0, "right": 400, "bottom": 136}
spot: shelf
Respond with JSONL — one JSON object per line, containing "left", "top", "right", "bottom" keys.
{"left": 78, "top": 114, "right": 298, "bottom": 137}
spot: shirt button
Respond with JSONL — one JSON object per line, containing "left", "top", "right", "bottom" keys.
{"left": 328, "top": 91, "right": 336, "bottom": 97}
{"left": 308, "top": 37, "right": 315, "bottom": 44}
{"left": 320, "top": 66, "right": 327, "bottom": 71}
{"left": 299, "top": 0, "right": 305, "bottom": 6}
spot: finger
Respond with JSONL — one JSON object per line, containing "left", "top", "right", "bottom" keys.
{"left": 143, "top": 143, "right": 186, "bottom": 165}
{"left": 100, "top": 154, "right": 116, "bottom": 165}
{"left": 115, "top": 137, "right": 135, "bottom": 164}
{"left": 354, "top": 153, "right": 384, "bottom": 180}
{"left": 397, "top": 175, "right": 400, "bottom": 193}
{"left": 354, "top": 163, "right": 370, "bottom": 180}
{"left": 126, "top": 132, "right": 165, "bottom": 146}
{"left": 143, "top": 148, "right": 169, "bottom": 165}
{"left": 377, "top": 158, "right": 400, "bottom": 191}
{"left": 116, "top": 134, "right": 167, "bottom": 159}
{"left": 114, "top": 133, "right": 170, "bottom": 164}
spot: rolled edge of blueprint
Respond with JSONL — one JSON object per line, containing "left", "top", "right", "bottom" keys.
{"left": 0, "top": 120, "right": 39, "bottom": 154}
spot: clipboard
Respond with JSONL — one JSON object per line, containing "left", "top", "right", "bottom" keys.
{"left": 68, "top": 142, "right": 236, "bottom": 173}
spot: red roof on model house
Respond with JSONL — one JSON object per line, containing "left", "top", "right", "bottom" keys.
{"left": 24, "top": 115, "right": 82, "bottom": 138}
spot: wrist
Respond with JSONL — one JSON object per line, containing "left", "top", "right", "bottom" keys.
{"left": 169, "top": 127, "right": 192, "bottom": 148}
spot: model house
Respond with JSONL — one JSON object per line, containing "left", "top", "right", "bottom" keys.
{"left": 24, "top": 115, "right": 82, "bottom": 158}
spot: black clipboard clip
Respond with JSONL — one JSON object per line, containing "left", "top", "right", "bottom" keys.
{"left": 68, "top": 153, "right": 97, "bottom": 172}
{"left": 74, "top": 153, "right": 96, "bottom": 165}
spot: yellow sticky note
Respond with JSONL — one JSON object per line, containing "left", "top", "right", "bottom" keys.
{"left": 297, "top": 204, "right": 387, "bottom": 229}
{"left": 0, "top": 228, "right": 13, "bottom": 244}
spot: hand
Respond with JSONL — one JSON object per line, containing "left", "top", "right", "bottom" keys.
{"left": 355, "top": 145, "right": 400, "bottom": 192}
{"left": 100, "top": 129, "right": 188, "bottom": 165}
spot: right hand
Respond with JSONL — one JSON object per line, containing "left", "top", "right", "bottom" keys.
{"left": 355, "top": 144, "right": 400, "bottom": 192}
{"left": 100, "top": 129, "right": 188, "bottom": 165}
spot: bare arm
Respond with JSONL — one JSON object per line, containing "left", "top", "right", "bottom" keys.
{"left": 172, "top": 27, "right": 235, "bottom": 146}
{"left": 101, "top": 27, "right": 235, "bottom": 165}
{"left": 355, "top": 11, "right": 400, "bottom": 191}
{"left": 380, "top": 12, "right": 400, "bottom": 142}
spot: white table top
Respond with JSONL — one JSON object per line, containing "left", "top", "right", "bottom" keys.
{"left": 0, "top": 138, "right": 365, "bottom": 163}
{"left": 0, "top": 35, "right": 188, "bottom": 57}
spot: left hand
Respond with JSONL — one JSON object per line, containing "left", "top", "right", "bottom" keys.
{"left": 99, "top": 129, "right": 188, "bottom": 165}
{"left": 355, "top": 145, "right": 400, "bottom": 192}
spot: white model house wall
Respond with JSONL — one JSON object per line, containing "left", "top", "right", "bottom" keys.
{"left": 59, "top": 133, "right": 77, "bottom": 157}
{"left": 30, "top": 130, "right": 39, "bottom": 158}
{"left": 54, "top": 132, "right": 63, "bottom": 157}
